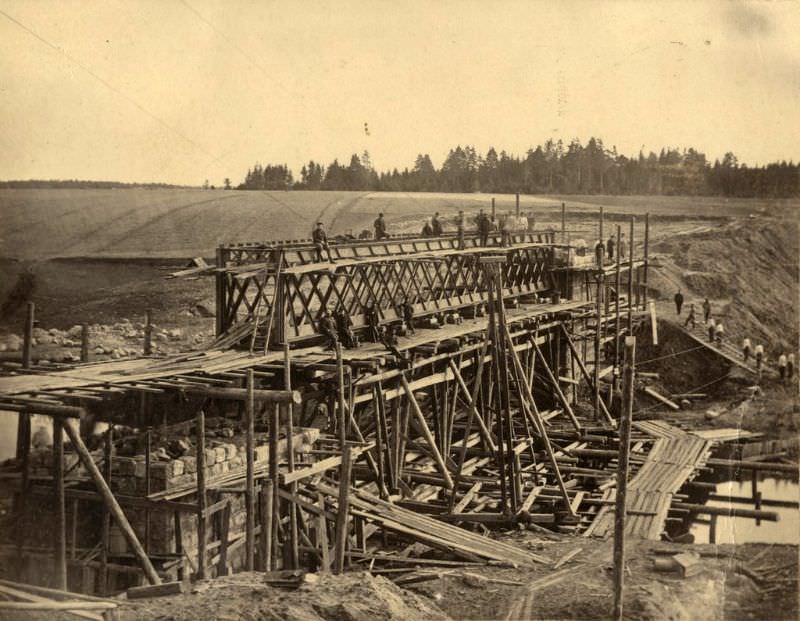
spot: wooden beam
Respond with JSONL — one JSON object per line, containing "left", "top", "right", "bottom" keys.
{"left": 400, "top": 375, "right": 454, "bottom": 489}
{"left": 181, "top": 386, "right": 301, "bottom": 404}
{"left": 52, "top": 418, "right": 67, "bottom": 590}
{"left": 195, "top": 409, "right": 207, "bottom": 579}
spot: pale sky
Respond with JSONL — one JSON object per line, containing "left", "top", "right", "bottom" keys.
{"left": 0, "top": 0, "right": 798, "bottom": 185}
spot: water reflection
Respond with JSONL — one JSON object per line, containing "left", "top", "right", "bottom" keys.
{"left": 690, "top": 476, "right": 800, "bottom": 544}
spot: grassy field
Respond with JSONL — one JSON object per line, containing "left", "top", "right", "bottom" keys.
{"left": 2, "top": 188, "right": 796, "bottom": 260}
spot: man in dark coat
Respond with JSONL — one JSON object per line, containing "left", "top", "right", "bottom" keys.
{"left": 674, "top": 289, "right": 684, "bottom": 315}
{"left": 374, "top": 213, "right": 387, "bottom": 240}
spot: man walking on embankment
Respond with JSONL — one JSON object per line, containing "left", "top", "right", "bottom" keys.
{"left": 674, "top": 289, "right": 684, "bottom": 315}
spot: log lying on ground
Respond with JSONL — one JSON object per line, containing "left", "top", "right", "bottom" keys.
{"left": 642, "top": 387, "right": 680, "bottom": 410}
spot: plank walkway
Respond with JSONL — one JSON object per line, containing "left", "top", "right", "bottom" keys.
{"left": 679, "top": 317, "right": 774, "bottom": 376}
{"left": 584, "top": 421, "right": 712, "bottom": 540}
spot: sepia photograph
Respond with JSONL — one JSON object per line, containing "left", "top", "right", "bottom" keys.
{"left": 0, "top": 1, "right": 798, "bottom": 619}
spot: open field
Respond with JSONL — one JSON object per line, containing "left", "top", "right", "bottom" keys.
{"left": 2, "top": 188, "right": 798, "bottom": 260}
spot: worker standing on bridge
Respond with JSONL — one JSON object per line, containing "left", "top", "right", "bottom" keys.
{"left": 702, "top": 298, "right": 711, "bottom": 324}
{"left": 477, "top": 209, "right": 490, "bottom": 247}
{"left": 594, "top": 240, "right": 605, "bottom": 266}
{"left": 374, "top": 213, "right": 387, "bottom": 240}
{"left": 788, "top": 353, "right": 795, "bottom": 379}
{"left": 606, "top": 235, "right": 615, "bottom": 261}
{"left": 707, "top": 317, "right": 716, "bottom": 342}
{"left": 501, "top": 211, "right": 513, "bottom": 247}
{"left": 778, "top": 353, "right": 788, "bottom": 381}
{"left": 312, "top": 222, "right": 333, "bottom": 262}
{"left": 674, "top": 289, "right": 684, "bottom": 315}
{"left": 755, "top": 344, "right": 764, "bottom": 372}
{"left": 619, "top": 232, "right": 626, "bottom": 258}
{"left": 714, "top": 321, "right": 724, "bottom": 344}
{"left": 400, "top": 299, "right": 415, "bottom": 335}
{"left": 421, "top": 219, "right": 433, "bottom": 237}
{"left": 742, "top": 337, "right": 752, "bottom": 362}
{"left": 684, "top": 303, "right": 696, "bottom": 328}
{"left": 431, "top": 212, "right": 443, "bottom": 236}
{"left": 456, "top": 210, "right": 465, "bottom": 249}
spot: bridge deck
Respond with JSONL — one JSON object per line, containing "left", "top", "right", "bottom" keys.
{"left": 584, "top": 421, "right": 712, "bottom": 539}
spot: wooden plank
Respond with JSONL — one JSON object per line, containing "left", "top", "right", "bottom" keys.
{"left": 643, "top": 387, "right": 680, "bottom": 411}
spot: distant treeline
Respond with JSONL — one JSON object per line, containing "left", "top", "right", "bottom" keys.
{"left": 0, "top": 180, "right": 194, "bottom": 189}
{"left": 238, "top": 137, "right": 799, "bottom": 198}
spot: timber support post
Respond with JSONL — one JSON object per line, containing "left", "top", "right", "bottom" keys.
{"left": 613, "top": 336, "right": 636, "bottom": 620}
{"left": 22, "top": 301, "right": 34, "bottom": 369}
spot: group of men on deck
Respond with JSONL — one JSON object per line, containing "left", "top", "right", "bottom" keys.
{"left": 673, "top": 291, "right": 795, "bottom": 382}
{"left": 312, "top": 209, "right": 538, "bottom": 259}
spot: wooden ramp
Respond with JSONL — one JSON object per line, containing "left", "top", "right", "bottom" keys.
{"left": 584, "top": 422, "right": 712, "bottom": 540}
{"left": 680, "top": 321, "right": 771, "bottom": 376}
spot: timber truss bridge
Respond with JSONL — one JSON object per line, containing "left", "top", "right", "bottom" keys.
{"left": 5, "top": 217, "right": 765, "bottom": 598}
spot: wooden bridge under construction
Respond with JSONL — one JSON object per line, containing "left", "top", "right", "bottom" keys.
{"left": 0, "top": 212, "right": 790, "bottom": 607}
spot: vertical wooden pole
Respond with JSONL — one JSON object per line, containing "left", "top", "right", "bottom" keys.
{"left": 80, "top": 324, "right": 89, "bottom": 363}
{"left": 174, "top": 511, "right": 184, "bottom": 581}
{"left": 333, "top": 447, "right": 353, "bottom": 574}
{"left": 643, "top": 213, "right": 650, "bottom": 308}
{"left": 260, "top": 480, "right": 273, "bottom": 571}
{"left": 484, "top": 267, "right": 509, "bottom": 513}
{"left": 270, "top": 404, "right": 280, "bottom": 569}
{"left": 594, "top": 271, "right": 603, "bottom": 421}
{"left": 493, "top": 265, "right": 518, "bottom": 512}
{"left": 491, "top": 197, "right": 496, "bottom": 222}
{"left": 53, "top": 418, "right": 67, "bottom": 590}
{"left": 143, "top": 309, "right": 152, "bottom": 356}
{"left": 195, "top": 410, "right": 207, "bottom": 579}
{"left": 613, "top": 336, "right": 636, "bottom": 621}
{"left": 283, "top": 343, "right": 299, "bottom": 569}
{"left": 515, "top": 192, "right": 520, "bottom": 217}
{"left": 335, "top": 343, "right": 347, "bottom": 450}
{"left": 100, "top": 426, "right": 113, "bottom": 595}
{"left": 599, "top": 206, "right": 604, "bottom": 251}
{"left": 561, "top": 202, "right": 566, "bottom": 242}
{"left": 144, "top": 428, "right": 151, "bottom": 552}
{"left": 15, "top": 412, "right": 30, "bottom": 578}
{"left": 245, "top": 369, "right": 256, "bottom": 571}
{"left": 22, "top": 301, "right": 34, "bottom": 369}
{"left": 373, "top": 385, "right": 387, "bottom": 499}
{"left": 217, "top": 499, "right": 231, "bottom": 576}
{"left": 215, "top": 246, "right": 225, "bottom": 336}
{"left": 614, "top": 225, "right": 622, "bottom": 373}
{"left": 627, "top": 218, "right": 635, "bottom": 333}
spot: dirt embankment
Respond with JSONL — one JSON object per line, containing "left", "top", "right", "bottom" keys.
{"left": 120, "top": 571, "right": 449, "bottom": 621}
{"left": 647, "top": 217, "right": 799, "bottom": 356}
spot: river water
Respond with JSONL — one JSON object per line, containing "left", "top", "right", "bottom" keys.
{"left": 690, "top": 476, "right": 800, "bottom": 545}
